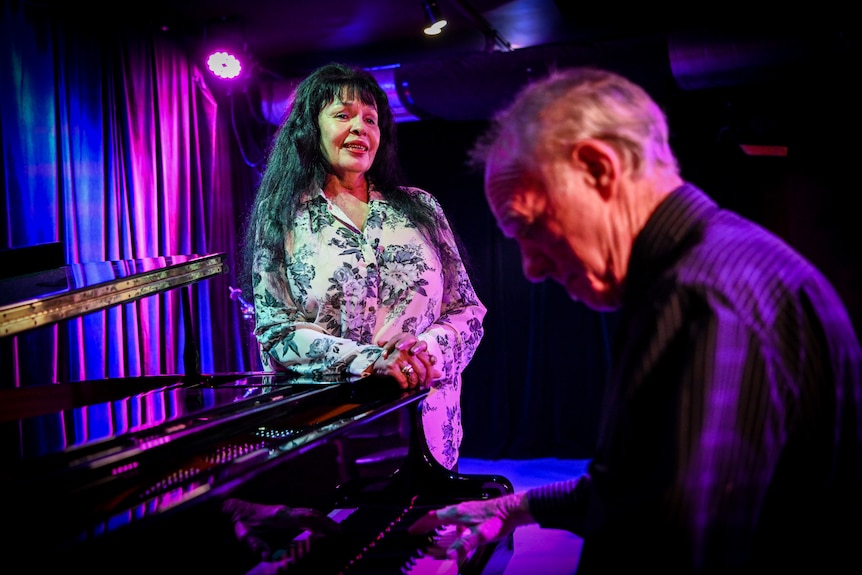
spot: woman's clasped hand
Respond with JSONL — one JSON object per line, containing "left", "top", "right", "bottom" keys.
{"left": 372, "top": 333, "right": 442, "bottom": 389}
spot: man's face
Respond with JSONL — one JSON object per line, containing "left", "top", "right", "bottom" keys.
{"left": 318, "top": 90, "right": 380, "bottom": 178}
{"left": 484, "top": 141, "right": 621, "bottom": 311}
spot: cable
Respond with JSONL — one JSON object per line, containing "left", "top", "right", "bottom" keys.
{"left": 229, "top": 90, "right": 265, "bottom": 169}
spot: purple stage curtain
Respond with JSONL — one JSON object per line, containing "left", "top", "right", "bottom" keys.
{"left": 1, "top": 0, "right": 257, "bottom": 390}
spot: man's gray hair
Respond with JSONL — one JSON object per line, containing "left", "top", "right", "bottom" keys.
{"left": 471, "top": 67, "right": 679, "bottom": 178}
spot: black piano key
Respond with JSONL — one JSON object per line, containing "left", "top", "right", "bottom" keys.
{"left": 276, "top": 501, "right": 465, "bottom": 575}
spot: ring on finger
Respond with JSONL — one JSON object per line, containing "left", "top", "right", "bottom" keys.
{"left": 401, "top": 364, "right": 415, "bottom": 377}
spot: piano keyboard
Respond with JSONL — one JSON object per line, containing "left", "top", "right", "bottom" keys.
{"left": 406, "top": 525, "right": 464, "bottom": 575}
{"left": 254, "top": 498, "right": 489, "bottom": 575}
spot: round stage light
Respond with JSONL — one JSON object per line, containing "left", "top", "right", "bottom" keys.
{"left": 206, "top": 51, "right": 242, "bottom": 80}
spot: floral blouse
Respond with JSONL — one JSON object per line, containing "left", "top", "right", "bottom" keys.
{"left": 252, "top": 186, "right": 486, "bottom": 469}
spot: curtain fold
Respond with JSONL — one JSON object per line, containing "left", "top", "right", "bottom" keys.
{"left": 1, "top": 0, "right": 252, "bottom": 389}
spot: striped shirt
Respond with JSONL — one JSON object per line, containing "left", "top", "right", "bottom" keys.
{"left": 527, "top": 183, "right": 862, "bottom": 573}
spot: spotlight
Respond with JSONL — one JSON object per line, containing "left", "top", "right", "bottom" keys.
{"left": 206, "top": 51, "right": 242, "bottom": 80}
{"left": 422, "top": 0, "right": 447, "bottom": 36}
{"left": 203, "top": 16, "right": 247, "bottom": 81}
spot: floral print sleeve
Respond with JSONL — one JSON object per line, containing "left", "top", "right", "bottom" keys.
{"left": 408, "top": 189, "right": 486, "bottom": 383}
{"left": 252, "top": 187, "right": 486, "bottom": 468}
{"left": 252, "top": 248, "right": 385, "bottom": 381}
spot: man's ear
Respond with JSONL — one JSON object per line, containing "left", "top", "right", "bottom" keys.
{"left": 571, "top": 140, "right": 618, "bottom": 198}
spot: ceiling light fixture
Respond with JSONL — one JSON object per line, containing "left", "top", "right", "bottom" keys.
{"left": 422, "top": 0, "right": 448, "bottom": 36}
{"left": 450, "top": 0, "right": 512, "bottom": 52}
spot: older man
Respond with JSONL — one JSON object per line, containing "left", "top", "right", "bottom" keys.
{"left": 408, "top": 68, "right": 862, "bottom": 573}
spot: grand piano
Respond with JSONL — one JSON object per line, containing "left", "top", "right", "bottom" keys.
{"left": 0, "top": 252, "right": 514, "bottom": 574}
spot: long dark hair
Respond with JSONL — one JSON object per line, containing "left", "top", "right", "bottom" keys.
{"left": 241, "top": 62, "right": 441, "bottom": 293}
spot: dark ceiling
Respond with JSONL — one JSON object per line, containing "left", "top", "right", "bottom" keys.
{"left": 146, "top": 1, "right": 854, "bottom": 71}
{"left": 32, "top": 0, "right": 855, "bottom": 82}
{"left": 148, "top": 0, "right": 633, "bottom": 76}
{"left": 47, "top": 0, "right": 848, "bottom": 125}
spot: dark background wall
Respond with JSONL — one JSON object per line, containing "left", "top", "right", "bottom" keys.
{"left": 397, "top": 119, "right": 615, "bottom": 459}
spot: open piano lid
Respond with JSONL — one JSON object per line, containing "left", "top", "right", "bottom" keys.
{"left": 0, "top": 252, "right": 228, "bottom": 338}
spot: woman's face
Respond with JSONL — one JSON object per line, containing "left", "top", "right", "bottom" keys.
{"left": 318, "top": 90, "right": 380, "bottom": 179}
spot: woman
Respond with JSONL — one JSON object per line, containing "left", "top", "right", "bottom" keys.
{"left": 242, "top": 62, "right": 486, "bottom": 470}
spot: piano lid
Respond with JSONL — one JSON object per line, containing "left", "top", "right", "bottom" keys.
{"left": 1, "top": 371, "right": 427, "bottom": 557}
{"left": 0, "top": 253, "right": 227, "bottom": 338}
